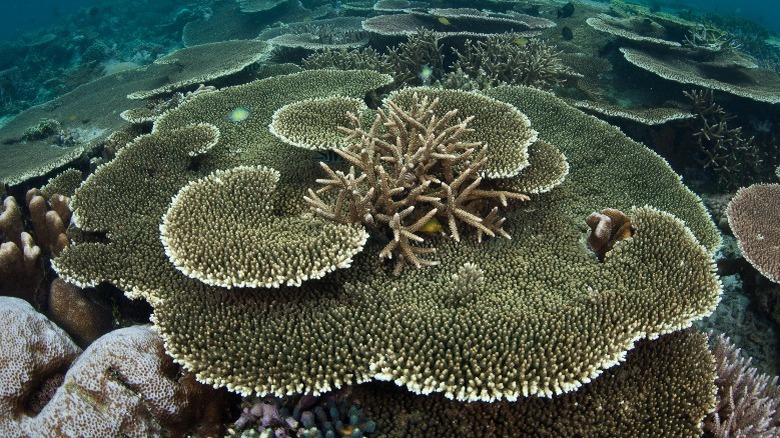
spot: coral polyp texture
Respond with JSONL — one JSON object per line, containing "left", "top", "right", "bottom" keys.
{"left": 54, "top": 75, "right": 720, "bottom": 407}
{"left": 351, "top": 330, "right": 715, "bottom": 436}
{"left": 274, "top": 88, "right": 542, "bottom": 271}
{"left": 269, "top": 96, "right": 369, "bottom": 151}
{"left": 727, "top": 183, "right": 780, "bottom": 283}
{"left": 0, "top": 297, "right": 81, "bottom": 436}
{"left": 160, "top": 165, "right": 368, "bottom": 288}
{"left": 0, "top": 297, "right": 226, "bottom": 436}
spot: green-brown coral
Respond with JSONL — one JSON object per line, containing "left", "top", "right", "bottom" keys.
{"left": 350, "top": 329, "right": 715, "bottom": 437}
{"left": 449, "top": 34, "right": 577, "bottom": 89}
{"left": 160, "top": 165, "right": 368, "bottom": 288}
{"left": 271, "top": 87, "right": 543, "bottom": 271}
{"left": 54, "top": 78, "right": 721, "bottom": 407}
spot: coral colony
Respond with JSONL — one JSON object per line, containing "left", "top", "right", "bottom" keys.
{"left": 1, "top": 0, "right": 780, "bottom": 436}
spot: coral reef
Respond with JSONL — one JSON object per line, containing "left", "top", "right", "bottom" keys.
{"left": 3, "top": 0, "right": 780, "bottom": 434}
{"left": 449, "top": 33, "right": 577, "bottom": 90}
{"left": 684, "top": 89, "right": 763, "bottom": 189}
{"left": 727, "top": 183, "right": 780, "bottom": 284}
{"left": 160, "top": 165, "right": 368, "bottom": 288}
{"left": 55, "top": 77, "right": 720, "bottom": 404}
{"left": 0, "top": 40, "right": 273, "bottom": 186}
{"left": 704, "top": 334, "right": 780, "bottom": 436}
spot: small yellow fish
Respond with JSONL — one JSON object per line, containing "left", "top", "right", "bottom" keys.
{"left": 419, "top": 217, "right": 443, "bottom": 234}
{"left": 514, "top": 37, "right": 529, "bottom": 47}
{"left": 437, "top": 17, "right": 451, "bottom": 26}
{"left": 227, "top": 107, "right": 251, "bottom": 122}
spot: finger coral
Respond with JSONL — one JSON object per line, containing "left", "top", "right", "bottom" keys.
{"left": 1, "top": 196, "right": 43, "bottom": 302}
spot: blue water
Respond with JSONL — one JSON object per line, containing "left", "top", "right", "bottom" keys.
{"left": 660, "top": 0, "right": 780, "bottom": 35}
{"left": 0, "top": 0, "right": 102, "bottom": 42}
{"left": 1, "top": 0, "right": 778, "bottom": 43}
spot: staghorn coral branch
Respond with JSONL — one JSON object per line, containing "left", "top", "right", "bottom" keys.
{"left": 307, "top": 92, "right": 528, "bottom": 272}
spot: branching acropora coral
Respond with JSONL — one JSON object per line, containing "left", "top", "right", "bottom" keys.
{"left": 304, "top": 93, "right": 528, "bottom": 273}
{"left": 684, "top": 89, "right": 761, "bottom": 189}
{"left": 450, "top": 34, "right": 576, "bottom": 89}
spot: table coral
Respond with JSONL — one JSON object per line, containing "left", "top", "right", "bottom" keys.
{"left": 727, "top": 183, "right": 780, "bottom": 284}
{"left": 160, "top": 165, "right": 368, "bottom": 288}
{"left": 54, "top": 73, "right": 720, "bottom": 416}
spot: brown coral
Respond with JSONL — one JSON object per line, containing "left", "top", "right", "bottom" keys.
{"left": 1, "top": 196, "right": 43, "bottom": 301}
{"left": 47, "top": 278, "right": 113, "bottom": 348}
{"left": 727, "top": 183, "right": 780, "bottom": 283}
{"left": 586, "top": 208, "right": 635, "bottom": 261}
{"left": 304, "top": 92, "right": 528, "bottom": 272}
{"left": 26, "top": 188, "right": 70, "bottom": 256}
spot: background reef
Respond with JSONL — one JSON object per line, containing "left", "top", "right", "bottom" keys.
{"left": 1, "top": 0, "right": 780, "bottom": 436}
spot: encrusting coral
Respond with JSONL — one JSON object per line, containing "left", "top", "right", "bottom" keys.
{"left": 0, "top": 297, "right": 81, "bottom": 436}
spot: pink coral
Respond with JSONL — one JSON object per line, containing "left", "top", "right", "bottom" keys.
{"left": 0, "top": 297, "right": 228, "bottom": 436}
{"left": 0, "top": 297, "right": 81, "bottom": 436}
